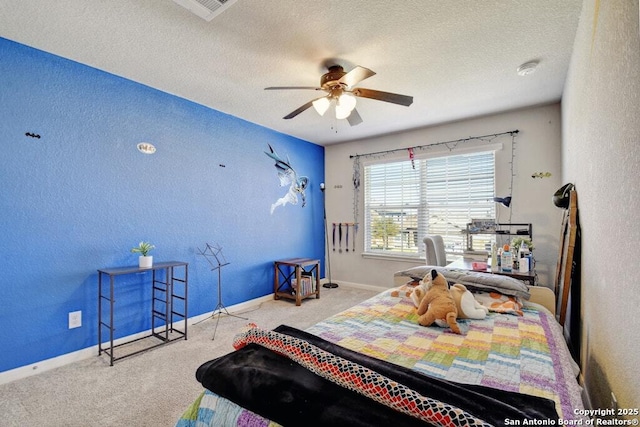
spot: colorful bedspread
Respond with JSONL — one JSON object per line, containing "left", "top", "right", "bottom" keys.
{"left": 306, "top": 290, "right": 584, "bottom": 420}
{"left": 176, "top": 290, "right": 585, "bottom": 426}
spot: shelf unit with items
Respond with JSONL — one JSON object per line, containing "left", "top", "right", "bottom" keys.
{"left": 274, "top": 258, "right": 320, "bottom": 306}
{"left": 97, "top": 261, "right": 188, "bottom": 366}
{"left": 464, "top": 222, "right": 532, "bottom": 252}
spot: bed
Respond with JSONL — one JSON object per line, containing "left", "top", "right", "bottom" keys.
{"left": 176, "top": 267, "right": 585, "bottom": 427}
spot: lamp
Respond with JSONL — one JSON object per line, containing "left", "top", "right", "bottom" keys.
{"left": 493, "top": 196, "right": 512, "bottom": 208}
{"left": 313, "top": 92, "right": 357, "bottom": 120}
{"left": 312, "top": 97, "right": 331, "bottom": 116}
{"left": 320, "top": 183, "right": 338, "bottom": 289}
{"left": 335, "top": 93, "right": 356, "bottom": 119}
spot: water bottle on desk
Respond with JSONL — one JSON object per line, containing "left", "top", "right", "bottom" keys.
{"left": 501, "top": 244, "right": 512, "bottom": 272}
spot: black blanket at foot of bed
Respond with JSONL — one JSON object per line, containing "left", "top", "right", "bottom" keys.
{"left": 196, "top": 324, "right": 559, "bottom": 427}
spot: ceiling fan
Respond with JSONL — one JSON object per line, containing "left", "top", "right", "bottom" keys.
{"left": 265, "top": 65, "right": 413, "bottom": 126}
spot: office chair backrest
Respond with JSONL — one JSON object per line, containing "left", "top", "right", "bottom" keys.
{"left": 423, "top": 235, "right": 447, "bottom": 266}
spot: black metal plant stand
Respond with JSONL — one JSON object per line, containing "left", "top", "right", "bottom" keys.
{"left": 194, "top": 242, "right": 247, "bottom": 339}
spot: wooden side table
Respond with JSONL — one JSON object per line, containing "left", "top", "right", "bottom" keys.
{"left": 274, "top": 258, "right": 320, "bottom": 306}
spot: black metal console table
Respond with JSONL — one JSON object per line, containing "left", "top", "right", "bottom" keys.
{"left": 97, "top": 261, "right": 188, "bottom": 366}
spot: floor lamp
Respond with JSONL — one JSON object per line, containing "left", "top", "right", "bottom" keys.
{"left": 320, "top": 183, "right": 338, "bottom": 288}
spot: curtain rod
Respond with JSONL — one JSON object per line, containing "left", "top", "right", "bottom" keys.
{"left": 349, "top": 129, "right": 519, "bottom": 159}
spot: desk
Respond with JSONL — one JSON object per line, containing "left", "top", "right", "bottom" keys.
{"left": 445, "top": 258, "right": 536, "bottom": 286}
{"left": 274, "top": 258, "right": 320, "bottom": 306}
{"left": 97, "top": 261, "right": 188, "bottom": 365}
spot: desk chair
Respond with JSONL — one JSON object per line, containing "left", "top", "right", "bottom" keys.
{"left": 423, "top": 235, "right": 447, "bottom": 266}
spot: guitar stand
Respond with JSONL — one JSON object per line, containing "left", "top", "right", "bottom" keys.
{"left": 195, "top": 243, "right": 247, "bottom": 340}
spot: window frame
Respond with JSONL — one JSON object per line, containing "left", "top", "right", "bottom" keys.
{"left": 362, "top": 145, "right": 499, "bottom": 260}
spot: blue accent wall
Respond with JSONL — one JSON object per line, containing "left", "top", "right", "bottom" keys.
{"left": 0, "top": 37, "right": 325, "bottom": 373}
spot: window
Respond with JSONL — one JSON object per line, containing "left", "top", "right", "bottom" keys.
{"left": 364, "top": 150, "right": 496, "bottom": 258}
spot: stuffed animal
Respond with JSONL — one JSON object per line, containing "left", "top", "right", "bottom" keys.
{"left": 409, "top": 280, "right": 427, "bottom": 307}
{"left": 411, "top": 277, "right": 488, "bottom": 321}
{"left": 416, "top": 269, "right": 461, "bottom": 334}
{"left": 449, "top": 283, "right": 489, "bottom": 320}
{"left": 410, "top": 278, "right": 446, "bottom": 326}
{"left": 391, "top": 281, "right": 419, "bottom": 298}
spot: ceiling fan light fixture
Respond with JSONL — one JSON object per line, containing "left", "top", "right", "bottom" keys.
{"left": 335, "top": 107, "right": 351, "bottom": 120}
{"left": 312, "top": 97, "right": 331, "bottom": 116}
{"left": 265, "top": 64, "right": 412, "bottom": 126}
{"left": 335, "top": 93, "right": 357, "bottom": 119}
{"left": 338, "top": 93, "right": 356, "bottom": 111}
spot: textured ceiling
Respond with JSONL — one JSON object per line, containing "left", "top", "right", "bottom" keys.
{"left": 0, "top": 0, "right": 583, "bottom": 145}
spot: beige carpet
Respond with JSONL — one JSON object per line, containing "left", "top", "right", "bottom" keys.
{"left": 0, "top": 286, "right": 379, "bottom": 427}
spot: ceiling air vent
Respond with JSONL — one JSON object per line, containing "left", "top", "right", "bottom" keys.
{"left": 172, "top": 0, "right": 238, "bottom": 21}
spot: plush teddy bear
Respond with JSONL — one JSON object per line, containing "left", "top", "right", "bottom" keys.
{"left": 416, "top": 269, "right": 461, "bottom": 334}
{"left": 449, "top": 283, "right": 489, "bottom": 320}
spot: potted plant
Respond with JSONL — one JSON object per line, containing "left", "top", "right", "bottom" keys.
{"left": 131, "top": 241, "right": 155, "bottom": 268}
{"left": 510, "top": 237, "right": 534, "bottom": 255}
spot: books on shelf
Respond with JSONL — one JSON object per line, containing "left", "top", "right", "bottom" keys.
{"left": 292, "top": 273, "right": 315, "bottom": 296}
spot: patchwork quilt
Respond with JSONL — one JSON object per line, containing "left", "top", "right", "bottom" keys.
{"left": 306, "top": 290, "right": 583, "bottom": 419}
{"left": 176, "top": 290, "right": 585, "bottom": 426}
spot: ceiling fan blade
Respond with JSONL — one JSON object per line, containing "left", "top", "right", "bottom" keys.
{"left": 352, "top": 88, "right": 413, "bottom": 106}
{"left": 338, "top": 66, "right": 376, "bottom": 88}
{"left": 346, "top": 108, "right": 363, "bottom": 126}
{"left": 283, "top": 100, "right": 314, "bottom": 119}
{"left": 265, "top": 86, "right": 322, "bottom": 90}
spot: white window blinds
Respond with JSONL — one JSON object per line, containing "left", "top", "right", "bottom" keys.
{"left": 364, "top": 150, "right": 495, "bottom": 257}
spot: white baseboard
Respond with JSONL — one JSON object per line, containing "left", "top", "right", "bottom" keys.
{"left": 322, "top": 278, "right": 387, "bottom": 293}
{"left": 0, "top": 294, "right": 273, "bottom": 386}
{"left": 0, "top": 346, "right": 98, "bottom": 386}
{"left": 1, "top": 284, "right": 380, "bottom": 386}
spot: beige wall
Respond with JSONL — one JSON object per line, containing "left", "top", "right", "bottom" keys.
{"left": 324, "top": 103, "right": 565, "bottom": 289}
{"left": 562, "top": 0, "right": 640, "bottom": 412}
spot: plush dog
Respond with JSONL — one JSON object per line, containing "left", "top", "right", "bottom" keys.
{"left": 416, "top": 269, "right": 461, "bottom": 334}
{"left": 449, "top": 283, "right": 489, "bottom": 320}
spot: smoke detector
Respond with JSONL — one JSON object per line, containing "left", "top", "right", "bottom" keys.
{"left": 517, "top": 61, "right": 539, "bottom": 76}
{"left": 172, "top": 0, "right": 238, "bottom": 21}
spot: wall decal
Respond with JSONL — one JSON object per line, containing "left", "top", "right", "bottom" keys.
{"left": 25, "top": 132, "right": 41, "bottom": 139}
{"left": 264, "top": 144, "right": 309, "bottom": 214}
{"left": 531, "top": 172, "right": 552, "bottom": 179}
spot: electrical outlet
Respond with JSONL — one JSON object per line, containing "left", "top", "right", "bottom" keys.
{"left": 68, "top": 311, "right": 82, "bottom": 329}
